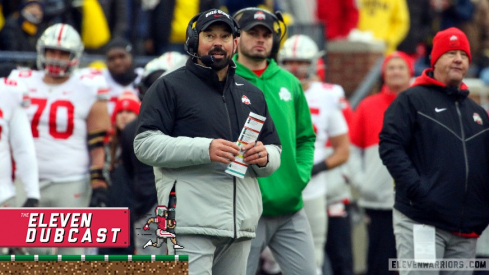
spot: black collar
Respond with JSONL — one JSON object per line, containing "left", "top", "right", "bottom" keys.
{"left": 185, "top": 58, "right": 236, "bottom": 92}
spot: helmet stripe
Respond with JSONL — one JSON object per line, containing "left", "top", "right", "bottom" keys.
{"left": 167, "top": 52, "right": 173, "bottom": 67}
{"left": 292, "top": 35, "right": 300, "bottom": 58}
{"left": 57, "top": 24, "right": 66, "bottom": 45}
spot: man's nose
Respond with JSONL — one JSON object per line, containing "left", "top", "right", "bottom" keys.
{"left": 213, "top": 37, "right": 226, "bottom": 46}
{"left": 256, "top": 35, "right": 266, "bottom": 42}
{"left": 453, "top": 51, "right": 463, "bottom": 62}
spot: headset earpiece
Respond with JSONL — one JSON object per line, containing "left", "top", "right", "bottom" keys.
{"left": 233, "top": 8, "right": 286, "bottom": 58}
{"left": 272, "top": 11, "right": 287, "bottom": 57}
{"left": 185, "top": 13, "right": 202, "bottom": 56}
{"left": 185, "top": 11, "right": 241, "bottom": 57}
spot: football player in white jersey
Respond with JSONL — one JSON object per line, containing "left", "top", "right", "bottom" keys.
{"left": 0, "top": 78, "right": 40, "bottom": 208}
{"left": 101, "top": 38, "right": 144, "bottom": 116}
{"left": 9, "top": 23, "right": 110, "bottom": 254}
{"left": 278, "top": 34, "right": 350, "bottom": 275}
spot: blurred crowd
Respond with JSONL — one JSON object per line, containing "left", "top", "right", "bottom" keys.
{"left": 0, "top": 0, "right": 489, "bottom": 82}
{"left": 1, "top": 1, "right": 489, "bottom": 275}
{"left": 1, "top": 0, "right": 489, "bottom": 80}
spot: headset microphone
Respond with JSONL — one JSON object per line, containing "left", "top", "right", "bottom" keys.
{"left": 199, "top": 55, "right": 215, "bottom": 66}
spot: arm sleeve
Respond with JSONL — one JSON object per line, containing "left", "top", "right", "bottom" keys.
{"left": 348, "top": 145, "right": 365, "bottom": 191}
{"left": 327, "top": 109, "right": 349, "bottom": 138}
{"left": 378, "top": 92, "right": 421, "bottom": 199}
{"left": 249, "top": 144, "right": 282, "bottom": 177}
{"left": 348, "top": 104, "right": 365, "bottom": 191}
{"left": 134, "top": 78, "right": 213, "bottom": 168}
{"left": 294, "top": 83, "right": 316, "bottom": 188}
{"left": 350, "top": 102, "right": 364, "bottom": 148}
{"left": 134, "top": 130, "right": 212, "bottom": 168}
{"left": 10, "top": 106, "right": 40, "bottom": 199}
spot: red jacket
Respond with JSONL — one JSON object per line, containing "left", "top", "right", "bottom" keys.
{"left": 350, "top": 86, "right": 397, "bottom": 209}
{"left": 317, "top": 0, "right": 359, "bottom": 40}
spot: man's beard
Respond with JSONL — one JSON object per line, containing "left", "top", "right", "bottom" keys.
{"left": 111, "top": 68, "right": 138, "bottom": 86}
{"left": 240, "top": 45, "right": 269, "bottom": 61}
{"left": 205, "top": 47, "right": 231, "bottom": 71}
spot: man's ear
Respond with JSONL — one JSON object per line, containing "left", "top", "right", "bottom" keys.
{"left": 233, "top": 37, "right": 239, "bottom": 54}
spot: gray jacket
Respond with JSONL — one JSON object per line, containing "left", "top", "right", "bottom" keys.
{"left": 134, "top": 59, "right": 281, "bottom": 239}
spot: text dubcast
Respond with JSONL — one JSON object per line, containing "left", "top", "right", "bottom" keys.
{"left": 0, "top": 208, "right": 129, "bottom": 247}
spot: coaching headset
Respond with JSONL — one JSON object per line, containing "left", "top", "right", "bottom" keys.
{"left": 184, "top": 10, "right": 241, "bottom": 58}
{"left": 233, "top": 7, "right": 287, "bottom": 57}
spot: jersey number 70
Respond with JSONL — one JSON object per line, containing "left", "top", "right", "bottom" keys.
{"left": 30, "top": 98, "right": 75, "bottom": 139}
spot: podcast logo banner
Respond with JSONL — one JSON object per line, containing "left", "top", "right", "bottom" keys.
{"left": 0, "top": 208, "right": 129, "bottom": 247}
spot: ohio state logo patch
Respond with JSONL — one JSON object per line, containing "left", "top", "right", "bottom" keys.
{"left": 449, "top": 35, "right": 460, "bottom": 47}
{"left": 242, "top": 95, "right": 251, "bottom": 105}
{"left": 254, "top": 11, "right": 266, "bottom": 20}
{"left": 473, "top": 113, "right": 483, "bottom": 125}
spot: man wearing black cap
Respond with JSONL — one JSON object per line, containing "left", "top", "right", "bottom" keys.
{"left": 103, "top": 38, "right": 144, "bottom": 116}
{"left": 135, "top": 9, "right": 282, "bottom": 274}
{"left": 232, "top": 7, "right": 317, "bottom": 275}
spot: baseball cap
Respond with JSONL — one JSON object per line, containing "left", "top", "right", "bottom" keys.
{"left": 235, "top": 9, "right": 274, "bottom": 33}
{"left": 195, "top": 9, "right": 238, "bottom": 37}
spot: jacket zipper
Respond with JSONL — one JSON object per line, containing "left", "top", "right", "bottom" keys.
{"left": 455, "top": 101, "right": 469, "bottom": 234}
{"left": 221, "top": 91, "right": 237, "bottom": 239}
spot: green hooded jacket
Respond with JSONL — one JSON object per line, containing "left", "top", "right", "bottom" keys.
{"left": 233, "top": 55, "right": 316, "bottom": 216}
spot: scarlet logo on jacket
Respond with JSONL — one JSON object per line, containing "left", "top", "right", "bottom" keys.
{"left": 242, "top": 95, "right": 251, "bottom": 105}
{"left": 473, "top": 113, "right": 483, "bottom": 125}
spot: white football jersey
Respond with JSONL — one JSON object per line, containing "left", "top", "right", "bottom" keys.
{"left": 9, "top": 69, "right": 109, "bottom": 182}
{"left": 302, "top": 81, "right": 348, "bottom": 200}
{"left": 101, "top": 67, "right": 143, "bottom": 116}
{"left": 0, "top": 78, "right": 39, "bottom": 203}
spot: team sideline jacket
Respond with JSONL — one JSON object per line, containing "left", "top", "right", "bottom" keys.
{"left": 379, "top": 69, "right": 489, "bottom": 236}
{"left": 135, "top": 58, "right": 281, "bottom": 239}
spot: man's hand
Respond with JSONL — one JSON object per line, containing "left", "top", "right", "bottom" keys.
{"left": 209, "top": 139, "right": 240, "bottom": 164}
{"left": 89, "top": 186, "right": 108, "bottom": 207}
{"left": 143, "top": 224, "right": 150, "bottom": 231}
{"left": 22, "top": 198, "right": 39, "bottom": 207}
{"left": 242, "top": 141, "right": 268, "bottom": 167}
{"left": 311, "top": 161, "right": 328, "bottom": 177}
